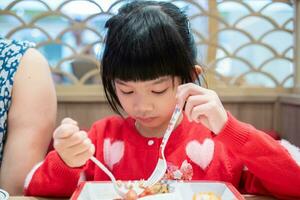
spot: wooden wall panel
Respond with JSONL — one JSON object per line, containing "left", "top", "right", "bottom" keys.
{"left": 279, "top": 95, "right": 300, "bottom": 146}
{"left": 237, "top": 103, "right": 274, "bottom": 130}
{"left": 57, "top": 102, "right": 115, "bottom": 129}
{"left": 224, "top": 103, "right": 274, "bottom": 130}
{"left": 279, "top": 99, "right": 300, "bottom": 147}
{"left": 223, "top": 103, "right": 239, "bottom": 117}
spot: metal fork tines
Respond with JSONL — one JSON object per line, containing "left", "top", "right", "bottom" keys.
{"left": 90, "top": 156, "right": 143, "bottom": 197}
{"left": 144, "top": 105, "right": 182, "bottom": 188}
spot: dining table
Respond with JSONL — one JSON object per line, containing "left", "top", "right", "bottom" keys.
{"left": 9, "top": 195, "right": 277, "bottom": 200}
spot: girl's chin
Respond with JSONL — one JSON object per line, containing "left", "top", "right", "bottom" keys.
{"left": 137, "top": 119, "right": 160, "bottom": 127}
{"left": 137, "top": 118, "right": 169, "bottom": 130}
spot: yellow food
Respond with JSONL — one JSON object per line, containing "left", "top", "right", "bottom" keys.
{"left": 113, "top": 180, "right": 170, "bottom": 199}
{"left": 139, "top": 182, "right": 170, "bottom": 197}
{"left": 124, "top": 189, "right": 138, "bottom": 200}
{"left": 193, "top": 192, "right": 221, "bottom": 200}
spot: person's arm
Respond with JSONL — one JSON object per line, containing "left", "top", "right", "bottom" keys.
{"left": 217, "top": 113, "right": 300, "bottom": 199}
{"left": 0, "top": 48, "right": 57, "bottom": 195}
{"left": 176, "top": 83, "right": 300, "bottom": 199}
{"left": 25, "top": 118, "right": 95, "bottom": 197}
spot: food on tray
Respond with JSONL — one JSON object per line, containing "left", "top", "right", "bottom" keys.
{"left": 114, "top": 180, "right": 171, "bottom": 200}
{"left": 73, "top": 180, "right": 243, "bottom": 200}
{"left": 124, "top": 189, "right": 138, "bottom": 200}
{"left": 193, "top": 192, "right": 221, "bottom": 200}
{"left": 138, "top": 181, "right": 170, "bottom": 197}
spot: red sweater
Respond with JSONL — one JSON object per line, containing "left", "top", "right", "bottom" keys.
{"left": 24, "top": 113, "right": 300, "bottom": 199}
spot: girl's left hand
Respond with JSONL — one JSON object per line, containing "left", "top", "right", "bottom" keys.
{"left": 176, "top": 83, "right": 228, "bottom": 134}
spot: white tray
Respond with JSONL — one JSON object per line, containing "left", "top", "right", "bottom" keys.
{"left": 0, "top": 189, "right": 9, "bottom": 200}
{"left": 71, "top": 181, "right": 245, "bottom": 200}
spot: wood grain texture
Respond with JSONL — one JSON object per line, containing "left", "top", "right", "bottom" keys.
{"left": 280, "top": 104, "right": 300, "bottom": 146}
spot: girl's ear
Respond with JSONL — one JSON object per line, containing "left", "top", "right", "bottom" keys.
{"left": 195, "top": 65, "right": 203, "bottom": 75}
{"left": 192, "top": 65, "right": 203, "bottom": 81}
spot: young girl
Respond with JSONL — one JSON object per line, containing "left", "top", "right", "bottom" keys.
{"left": 24, "top": 1, "right": 300, "bottom": 199}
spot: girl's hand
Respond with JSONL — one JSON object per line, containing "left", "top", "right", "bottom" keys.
{"left": 176, "top": 83, "right": 228, "bottom": 134}
{"left": 53, "top": 118, "right": 95, "bottom": 168}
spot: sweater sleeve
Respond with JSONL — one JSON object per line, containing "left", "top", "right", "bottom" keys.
{"left": 216, "top": 112, "right": 300, "bottom": 199}
{"left": 23, "top": 118, "right": 114, "bottom": 197}
{"left": 24, "top": 151, "right": 83, "bottom": 197}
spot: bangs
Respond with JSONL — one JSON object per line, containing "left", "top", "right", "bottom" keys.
{"left": 101, "top": 1, "right": 199, "bottom": 115}
{"left": 102, "top": 6, "right": 194, "bottom": 83}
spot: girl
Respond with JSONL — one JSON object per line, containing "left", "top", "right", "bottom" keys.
{"left": 24, "top": 1, "right": 300, "bottom": 199}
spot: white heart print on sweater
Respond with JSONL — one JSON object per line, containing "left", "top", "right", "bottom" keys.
{"left": 186, "top": 138, "right": 215, "bottom": 170}
{"left": 103, "top": 138, "right": 124, "bottom": 170}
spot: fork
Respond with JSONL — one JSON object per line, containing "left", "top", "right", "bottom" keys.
{"left": 90, "top": 156, "right": 144, "bottom": 198}
{"left": 143, "top": 105, "right": 182, "bottom": 188}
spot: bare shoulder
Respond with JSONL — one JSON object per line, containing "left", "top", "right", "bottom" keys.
{"left": 17, "top": 48, "right": 51, "bottom": 77}
{"left": 10, "top": 47, "right": 57, "bottom": 121}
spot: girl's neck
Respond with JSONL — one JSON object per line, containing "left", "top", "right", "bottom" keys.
{"left": 134, "top": 113, "right": 183, "bottom": 138}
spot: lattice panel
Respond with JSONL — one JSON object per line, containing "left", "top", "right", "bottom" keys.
{"left": 211, "top": 0, "right": 294, "bottom": 88}
{"left": 0, "top": 0, "right": 295, "bottom": 89}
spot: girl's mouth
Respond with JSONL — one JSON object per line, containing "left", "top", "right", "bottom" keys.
{"left": 136, "top": 117, "right": 157, "bottom": 123}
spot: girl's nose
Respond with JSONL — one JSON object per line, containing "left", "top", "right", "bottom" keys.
{"left": 133, "top": 98, "right": 154, "bottom": 114}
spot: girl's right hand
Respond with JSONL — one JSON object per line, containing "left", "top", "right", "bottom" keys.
{"left": 176, "top": 83, "right": 228, "bottom": 134}
{"left": 53, "top": 118, "right": 95, "bottom": 168}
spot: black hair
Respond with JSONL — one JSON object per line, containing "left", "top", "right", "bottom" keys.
{"left": 101, "top": 0, "right": 200, "bottom": 115}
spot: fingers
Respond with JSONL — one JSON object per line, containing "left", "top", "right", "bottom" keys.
{"left": 54, "top": 130, "right": 88, "bottom": 149}
{"left": 67, "top": 131, "right": 88, "bottom": 147}
{"left": 184, "top": 94, "right": 210, "bottom": 121}
{"left": 176, "top": 83, "right": 228, "bottom": 134}
{"left": 53, "top": 118, "right": 79, "bottom": 139}
{"left": 64, "top": 144, "right": 95, "bottom": 168}
{"left": 57, "top": 137, "right": 93, "bottom": 156}
{"left": 176, "top": 83, "right": 211, "bottom": 109}
{"left": 61, "top": 117, "right": 78, "bottom": 126}
{"left": 70, "top": 137, "right": 93, "bottom": 156}
{"left": 74, "top": 146, "right": 94, "bottom": 162}
{"left": 189, "top": 102, "right": 214, "bottom": 122}
{"left": 53, "top": 117, "right": 95, "bottom": 167}
{"left": 54, "top": 128, "right": 95, "bottom": 168}
{"left": 53, "top": 123, "right": 79, "bottom": 139}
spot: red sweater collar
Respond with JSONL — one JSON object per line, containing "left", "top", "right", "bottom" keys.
{"left": 123, "top": 114, "right": 189, "bottom": 149}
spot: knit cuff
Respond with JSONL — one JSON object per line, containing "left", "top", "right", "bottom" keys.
{"left": 47, "top": 151, "right": 85, "bottom": 176}
{"left": 24, "top": 150, "right": 84, "bottom": 196}
{"left": 216, "top": 112, "right": 251, "bottom": 149}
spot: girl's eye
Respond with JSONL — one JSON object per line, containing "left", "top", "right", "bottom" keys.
{"left": 152, "top": 88, "right": 168, "bottom": 94}
{"left": 120, "top": 90, "right": 133, "bottom": 95}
